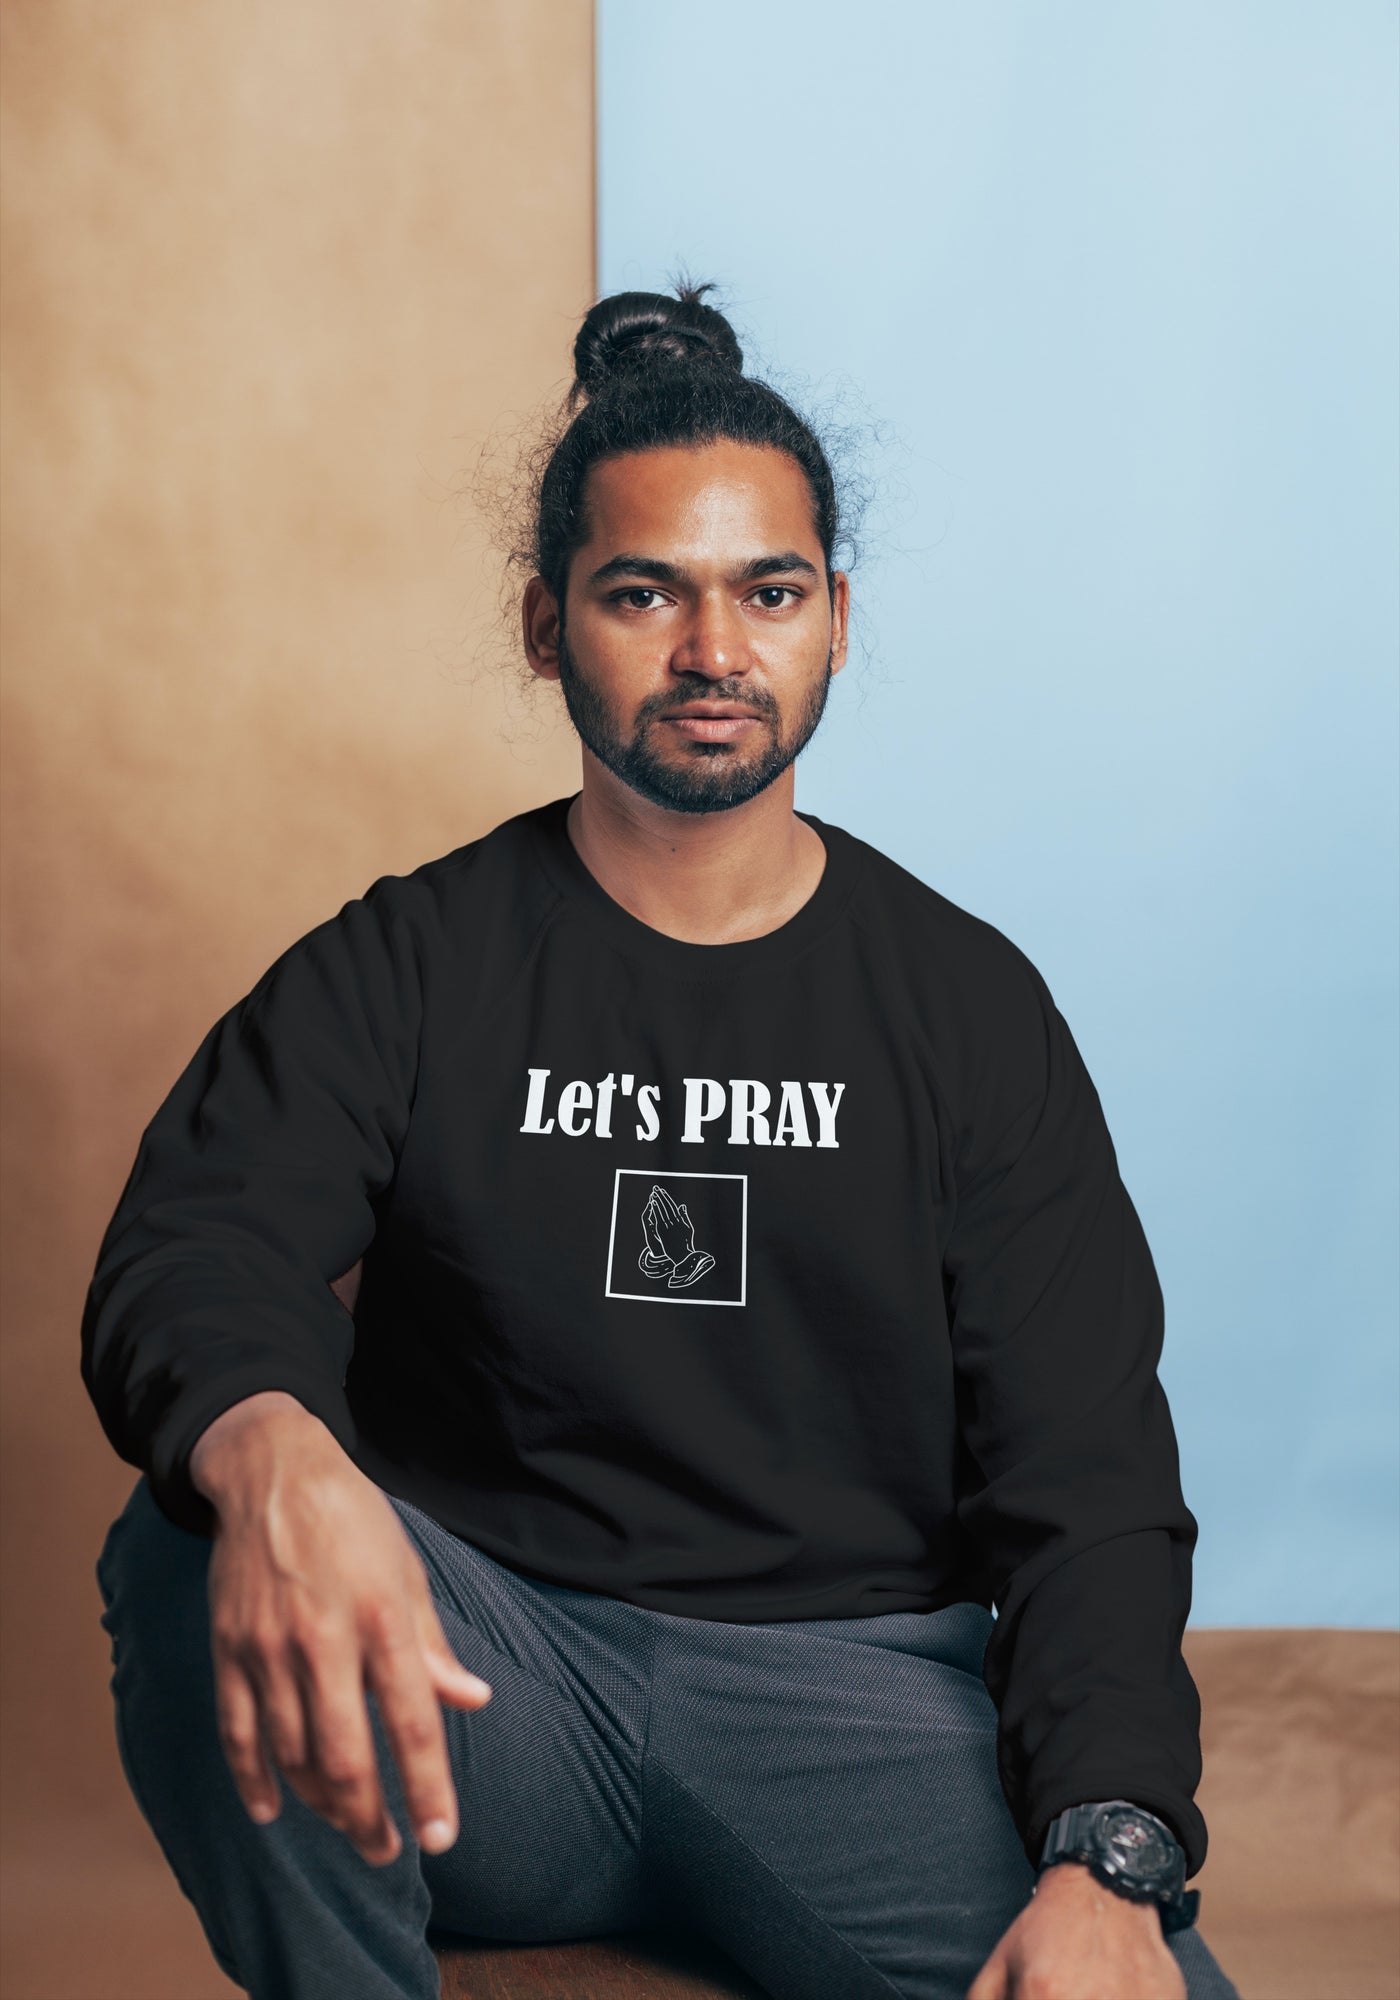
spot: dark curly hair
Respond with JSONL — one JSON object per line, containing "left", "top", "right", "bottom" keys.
{"left": 530, "top": 282, "right": 844, "bottom": 613}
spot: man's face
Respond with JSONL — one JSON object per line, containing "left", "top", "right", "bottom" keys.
{"left": 525, "top": 439, "right": 849, "bottom": 815}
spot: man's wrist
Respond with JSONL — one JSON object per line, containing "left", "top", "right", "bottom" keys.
{"left": 1034, "top": 1858, "right": 1161, "bottom": 1915}
{"left": 188, "top": 1389, "right": 323, "bottom": 1507}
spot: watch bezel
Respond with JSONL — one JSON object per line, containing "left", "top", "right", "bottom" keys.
{"left": 1087, "top": 1802, "right": 1183, "bottom": 1896}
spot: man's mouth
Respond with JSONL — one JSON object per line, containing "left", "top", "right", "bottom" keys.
{"left": 658, "top": 705, "right": 765, "bottom": 742}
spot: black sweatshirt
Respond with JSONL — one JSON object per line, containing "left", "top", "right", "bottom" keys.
{"left": 80, "top": 791, "right": 1206, "bottom": 1873}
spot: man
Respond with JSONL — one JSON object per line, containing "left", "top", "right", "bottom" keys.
{"left": 84, "top": 287, "right": 1241, "bottom": 2000}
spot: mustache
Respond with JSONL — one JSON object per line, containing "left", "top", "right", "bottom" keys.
{"left": 646, "top": 692, "right": 776, "bottom": 721}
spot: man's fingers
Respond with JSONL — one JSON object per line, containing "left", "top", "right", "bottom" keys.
{"left": 415, "top": 1608, "right": 493, "bottom": 1711}
{"left": 402, "top": 1545, "right": 493, "bottom": 1713}
{"left": 243, "top": 1649, "right": 310, "bottom": 1782}
{"left": 219, "top": 1642, "right": 400, "bottom": 1864}
{"left": 426, "top": 1643, "right": 494, "bottom": 1708}
{"left": 214, "top": 1658, "right": 280, "bottom": 1823}
{"left": 366, "top": 1618, "right": 462, "bottom": 1857}
{"left": 297, "top": 1647, "right": 402, "bottom": 1864}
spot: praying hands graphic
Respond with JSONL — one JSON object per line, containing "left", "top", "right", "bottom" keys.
{"left": 638, "top": 1183, "right": 717, "bottom": 1290}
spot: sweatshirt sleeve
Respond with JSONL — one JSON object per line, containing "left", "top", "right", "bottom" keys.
{"left": 942, "top": 951, "right": 1207, "bottom": 1877}
{"left": 80, "top": 878, "right": 423, "bottom": 1538}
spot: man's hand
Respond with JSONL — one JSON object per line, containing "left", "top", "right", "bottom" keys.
{"left": 966, "top": 1860, "right": 1187, "bottom": 2000}
{"left": 189, "top": 1391, "right": 493, "bottom": 1867}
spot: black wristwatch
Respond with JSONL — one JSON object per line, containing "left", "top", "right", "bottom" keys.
{"left": 1038, "top": 1799, "right": 1200, "bottom": 1935}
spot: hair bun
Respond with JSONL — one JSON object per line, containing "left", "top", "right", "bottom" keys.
{"left": 572, "top": 284, "right": 744, "bottom": 398}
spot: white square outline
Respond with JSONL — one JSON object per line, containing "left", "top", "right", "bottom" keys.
{"left": 605, "top": 1168, "right": 748, "bottom": 1306}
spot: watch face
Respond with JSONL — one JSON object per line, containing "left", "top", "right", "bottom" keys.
{"left": 1093, "top": 1806, "right": 1176, "bottom": 1887}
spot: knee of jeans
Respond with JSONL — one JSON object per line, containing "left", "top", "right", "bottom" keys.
{"left": 97, "top": 1475, "right": 214, "bottom": 1670}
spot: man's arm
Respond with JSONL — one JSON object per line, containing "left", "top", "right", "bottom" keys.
{"left": 942, "top": 952, "right": 1206, "bottom": 1875}
{"left": 942, "top": 953, "right": 1202, "bottom": 1997}
{"left": 80, "top": 879, "right": 422, "bottom": 1536}
{"left": 79, "top": 869, "right": 502, "bottom": 1861}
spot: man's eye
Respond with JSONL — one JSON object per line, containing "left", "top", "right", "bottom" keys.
{"left": 753, "top": 586, "right": 799, "bottom": 609}
{"left": 614, "top": 588, "right": 663, "bottom": 610}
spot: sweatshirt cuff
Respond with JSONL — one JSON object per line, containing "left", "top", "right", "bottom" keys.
{"left": 146, "top": 1367, "right": 359, "bottom": 1539}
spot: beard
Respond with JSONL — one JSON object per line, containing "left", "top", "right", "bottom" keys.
{"left": 553, "top": 628, "right": 834, "bottom": 815}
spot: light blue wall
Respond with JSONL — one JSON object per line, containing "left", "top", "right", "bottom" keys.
{"left": 597, "top": 1, "right": 1399, "bottom": 1625}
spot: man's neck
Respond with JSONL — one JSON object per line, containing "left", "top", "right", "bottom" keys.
{"left": 564, "top": 772, "right": 828, "bottom": 947}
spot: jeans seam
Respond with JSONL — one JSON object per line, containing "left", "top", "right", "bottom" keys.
{"left": 636, "top": 1617, "right": 659, "bottom": 1884}
{"left": 647, "top": 1755, "right": 909, "bottom": 1999}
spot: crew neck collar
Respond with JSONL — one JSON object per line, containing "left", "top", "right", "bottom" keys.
{"left": 524, "top": 791, "right": 865, "bottom": 981}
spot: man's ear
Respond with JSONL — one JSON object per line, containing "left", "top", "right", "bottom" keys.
{"left": 523, "top": 575, "right": 563, "bottom": 682}
{"left": 829, "top": 571, "right": 852, "bottom": 676}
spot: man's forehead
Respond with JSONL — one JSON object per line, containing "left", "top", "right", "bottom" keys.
{"left": 582, "top": 443, "right": 817, "bottom": 548}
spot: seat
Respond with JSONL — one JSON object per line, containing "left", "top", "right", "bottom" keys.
{"left": 433, "top": 1922, "right": 769, "bottom": 1997}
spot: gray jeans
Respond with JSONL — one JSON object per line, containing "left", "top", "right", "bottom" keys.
{"left": 96, "top": 1474, "right": 1241, "bottom": 2000}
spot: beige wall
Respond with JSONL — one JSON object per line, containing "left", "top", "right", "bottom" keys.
{"left": 0, "top": 0, "right": 591, "bottom": 1944}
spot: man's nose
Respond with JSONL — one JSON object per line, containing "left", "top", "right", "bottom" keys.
{"left": 669, "top": 596, "right": 749, "bottom": 682}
